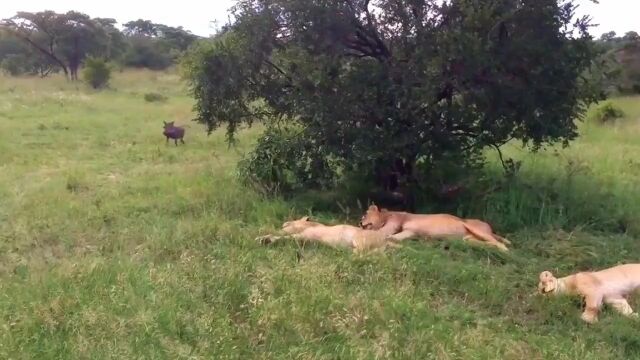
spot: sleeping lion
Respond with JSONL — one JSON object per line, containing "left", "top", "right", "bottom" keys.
{"left": 538, "top": 264, "right": 640, "bottom": 323}
{"left": 255, "top": 216, "right": 401, "bottom": 254}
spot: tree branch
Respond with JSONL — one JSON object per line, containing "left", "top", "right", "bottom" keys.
{"left": 343, "top": 0, "right": 391, "bottom": 61}
{"left": 3, "top": 28, "right": 69, "bottom": 76}
{"left": 491, "top": 142, "right": 507, "bottom": 170}
{"left": 263, "top": 59, "right": 292, "bottom": 82}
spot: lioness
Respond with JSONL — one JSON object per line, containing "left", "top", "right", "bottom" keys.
{"left": 538, "top": 264, "right": 640, "bottom": 323}
{"left": 359, "top": 205, "right": 510, "bottom": 251}
{"left": 255, "top": 216, "right": 400, "bottom": 254}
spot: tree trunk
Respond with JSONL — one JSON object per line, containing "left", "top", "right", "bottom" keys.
{"left": 69, "top": 38, "right": 81, "bottom": 81}
{"left": 371, "top": 156, "right": 417, "bottom": 211}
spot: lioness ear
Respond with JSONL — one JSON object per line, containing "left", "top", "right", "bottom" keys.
{"left": 368, "top": 204, "right": 379, "bottom": 212}
{"left": 301, "top": 216, "right": 310, "bottom": 221}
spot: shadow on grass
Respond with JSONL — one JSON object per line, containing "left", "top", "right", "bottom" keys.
{"left": 280, "top": 162, "right": 640, "bottom": 238}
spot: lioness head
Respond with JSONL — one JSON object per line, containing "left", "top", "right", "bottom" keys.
{"left": 282, "top": 216, "right": 313, "bottom": 234}
{"left": 360, "top": 205, "right": 386, "bottom": 230}
{"left": 538, "top": 271, "right": 559, "bottom": 294}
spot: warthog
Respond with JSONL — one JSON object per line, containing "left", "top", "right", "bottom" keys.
{"left": 163, "top": 121, "right": 185, "bottom": 146}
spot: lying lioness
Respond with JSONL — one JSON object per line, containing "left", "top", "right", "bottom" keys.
{"left": 256, "top": 216, "right": 400, "bottom": 254}
{"left": 359, "top": 205, "right": 510, "bottom": 251}
{"left": 538, "top": 264, "right": 640, "bottom": 323}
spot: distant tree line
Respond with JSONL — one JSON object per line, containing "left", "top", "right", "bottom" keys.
{"left": 595, "top": 31, "right": 640, "bottom": 94}
{"left": 0, "top": 11, "right": 200, "bottom": 78}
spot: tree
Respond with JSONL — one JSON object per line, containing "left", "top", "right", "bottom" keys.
{"left": 57, "top": 11, "right": 111, "bottom": 80}
{"left": 0, "top": 22, "right": 59, "bottom": 76}
{"left": 623, "top": 31, "right": 640, "bottom": 42}
{"left": 94, "top": 18, "right": 128, "bottom": 60}
{"left": 0, "top": 11, "right": 110, "bottom": 80}
{"left": 122, "top": 19, "right": 198, "bottom": 69}
{"left": 184, "top": 0, "right": 602, "bottom": 196}
{"left": 155, "top": 25, "right": 198, "bottom": 52}
{"left": 123, "top": 19, "right": 158, "bottom": 37}
{"left": 593, "top": 30, "right": 640, "bottom": 94}
{"left": 122, "top": 36, "right": 173, "bottom": 69}
{"left": 600, "top": 31, "right": 617, "bottom": 42}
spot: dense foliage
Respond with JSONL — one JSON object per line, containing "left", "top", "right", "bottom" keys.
{"left": 184, "top": 0, "right": 603, "bottom": 197}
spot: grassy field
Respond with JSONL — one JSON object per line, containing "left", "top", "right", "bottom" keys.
{"left": 2, "top": 70, "right": 640, "bottom": 359}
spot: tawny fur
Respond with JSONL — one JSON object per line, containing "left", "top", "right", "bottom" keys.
{"left": 256, "top": 216, "right": 401, "bottom": 254}
{"left": 538, "top": 264, "right": 640, "bottom": 323}
{"left": 359, "top": 205, "right": 510, "bottom": 252}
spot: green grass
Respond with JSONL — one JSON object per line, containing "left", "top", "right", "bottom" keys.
{"left": 2, "top": 70, "right": 640, "bottom": 359}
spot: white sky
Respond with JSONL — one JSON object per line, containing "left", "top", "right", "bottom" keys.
{"left": 0, "top": 0, "right": 636, "bottom": 38}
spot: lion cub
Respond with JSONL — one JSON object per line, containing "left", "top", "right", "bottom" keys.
{"left": 256, "top": 216, "right": 400, "bottom": 254}
{"left": 538, "top": 264, "right": 640, "bottom": 323}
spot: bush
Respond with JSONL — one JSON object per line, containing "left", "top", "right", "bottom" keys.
{"left": 144, "top": 92, "right": 168, "bottom": 103}
{"left": 237, "top": 126, "right": 336, "bottom": 195}
{"left": 589, "top": 101, "right": 625, "bottom": 124}
{"left": 82, "top": 57, "right": 111, "bottom": 89}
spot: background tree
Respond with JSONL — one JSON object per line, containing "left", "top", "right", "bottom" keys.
{"left": 599, "top": 31, "right": 617, "bottom": 42}
{"left": 594, "top": 30, "right": 640, "bottom": 94}
{"left": 56, "top": 11, "right": 110, "bottom": 80}
{"left": 94, "top": 18, "right": 128, "bottom": 61}
{"left": 122, "top": 19, "right": 198, "bottom": 70}
{"left": 123, "top": 19, "right": 158, "bottom": 37}
{"left": 623, "top": 31, "right": 640, "bottom": 42}
{"left": 184, "top": 0, "right": 602, "bottom": 199}
{"left": 0, "top": 11, "right": 110, "bottom": 80}
{"left": 1, "top": 12, "right": 202, "bottom": 75}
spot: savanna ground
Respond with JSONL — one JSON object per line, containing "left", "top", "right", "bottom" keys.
{"left": 1, "top": 70, "right": 640, "bottom": 359}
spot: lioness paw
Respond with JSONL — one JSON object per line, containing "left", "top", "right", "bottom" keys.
{"left": 581, "top": 312, "right": 598, "bottom": 324}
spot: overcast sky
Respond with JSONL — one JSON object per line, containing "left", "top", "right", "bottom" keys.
{"left": 0, "top": 0, "right": 636, "bottom": 38}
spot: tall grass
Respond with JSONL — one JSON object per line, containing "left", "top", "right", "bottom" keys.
{"left": 1, "top": 71, "right": 640, "bottom": 358}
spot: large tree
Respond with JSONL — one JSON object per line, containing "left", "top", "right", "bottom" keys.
{"left": 0, "top": 11, "right": 111, "bottom": 80}
{"left": 185, "top": 0, "right": 602, "bottom": 197}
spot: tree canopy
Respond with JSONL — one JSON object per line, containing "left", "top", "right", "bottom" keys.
{"left": 184, "top": 0, "right": 603, "bottom": 197}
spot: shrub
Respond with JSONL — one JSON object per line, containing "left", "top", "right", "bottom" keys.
{"left": 82, "top": 57, "right": 111, "bottom": 89}
{"left": 589, "top": 101, "right": 625, "bottom": 124}
{"left": 143, "top": 92, "right": 168, "bottom": 103}
{"left": 237, "top": 126, "right": 336, "bottom": 195}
